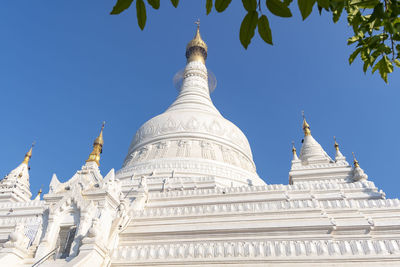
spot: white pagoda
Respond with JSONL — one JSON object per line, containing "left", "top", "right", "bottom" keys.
{"left": 0, "top": 25, "right": 399, "bottom": 267}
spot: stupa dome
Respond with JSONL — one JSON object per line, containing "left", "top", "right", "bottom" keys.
{"left": 116, "top": 27, "right": 264, "bottom": 187}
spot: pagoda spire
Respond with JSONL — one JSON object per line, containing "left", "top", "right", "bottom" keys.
{"left": 291, "top": 141, "right": 299, "bottom": 161}
{"left": 333, "top": 136, "right": 346, "bottom": 162}
{"left": 0, "top": 144, "right": 34, "bottom": 202}
{"left": 167, "top": 22, "right": 219, "bottom": 114}
{"left": 34, "top": 187, "right": 42, "bottom": 201}
{"left": 299, "top": 112, "right": 332, "bottom": 163}
{"left": 352, "top": 152, "right": 360, "bottom": 167}
{"left": 22, "top": 142, "right": 35, "bottom": 165}
{"left": 302, "top": 111, "right": 311, "bottom": 136}
{"left": 86, "top": 122, "right": 105, "bottom": 166}
{"left": 351, "top": 152, "right": 368, "bottom": 181}
{"left": 186, "top": 19, "right": 208, "bottom": 64}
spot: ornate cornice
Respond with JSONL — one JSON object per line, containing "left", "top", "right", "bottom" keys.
{"left": 112, "top": 239, "right": 400, "bottom": 263}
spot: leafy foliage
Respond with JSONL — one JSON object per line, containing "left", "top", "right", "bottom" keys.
{"left": 110, "top": 0, "right": 400, "bottom": 83}
{"left": 136, "top": 0, "right": 146, "bottom": 30}
{"left": 147, "top": 0, "right": 160, "bottom": 9}
{"left": 258, "top": 15, "right": 273, "bottom": 44}
{"left": 206, "top": 0, "right": 213, "bottom": 14}
{"left": 266, "top": 0, "right": 293, "bottom": 17}
{"left": 215, "top": 0, "right": 233, "bottom": 12}
{"left": 110, "top": 0, "right": 134, "bottom": 14}
{"left": 170, "top": 0, "right": 179, "bottom": 8}
{"left": 242, "top": 0, "right": 258, "bottom": 11}
{"left": 298, "top": 0, "right": 316, "bottom": 20}
{"left": 240, "top": 11, "right": 259, "bottom": 48}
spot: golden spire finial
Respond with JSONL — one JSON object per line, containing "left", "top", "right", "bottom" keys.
{"left": 302, "top": 111, "right": 311, "bottom": 136}
{"left": 352, "top": 152, "right": 360, "bottom": 168}
{"left": 195, "top": 19, "right": 200, "bottom": 29}
{"left": 186, "top": 19, "right": 208, "bottom": 64}
{"left": 334, "top": 136, "right": 339, "bottom": 151}
{"left": 22, "top": 142, "right": 35, "bottom": 165}
{"left": 86, "top": 122, "right": 105, "bottom": 166}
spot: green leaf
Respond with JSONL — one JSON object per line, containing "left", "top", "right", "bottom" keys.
{"left": 215, "top": 0, "right": 232, "bottom": 12}
{"left": 266, "top": 0, "right": 293, "bottom": 17}
{"left": 170, "top": 0, "right": 179, "bottom": 8}
{"left": 332, "top": 1, "right": 344, "bottom": 23}
{"left": 317, "top": 0, "right": 329, "bottom": 9}
{"left": 382, "top": 55, "right": 394, "bottom": 73}
{"left": 372, "top": 3, "right": 384, "bottom": 19}
{"left": 317, "top": 5, "right": 323, "bottom": 15}
{"left": 147, "top": 0, "right": 160, "bottom": 9}
{"left": 110, "top": 0, "right": 134, "bottom": 14}
{"left": 298, "top": 0, "right": 316, "bottom": 20}
{"left": 373, "top": 55, "right": 393, "bottom": 83}
{"left": 395, "top": 59, "right": 400, "bottom": 67}
{"left": 381, "top": 72, "right": 388, "bottom": 83}
{"left": 136, "top": 0, "right": 146, "bottom": 30}
{"left": 347, "top": 36, "right": 359, "bottom": 45}
{"left": 283, "top": 0, "right": 293, "bottom": 6}
{"left": 370, "top": 50, "right": 381, "bottom": 66}
{"left": 240, "top": 11, "right": 259, "bottom": 49}
{"left": 372, "top": 60, "right": 380, "bottom": 73}
{"left": 242, "top": 0, "right": 257, "bottom": 11}
{"left": 366, "top": 35, "right": 382, "bottom": 47}
{"left": 258, "top": 15, "right": 273, "bottom": 45}
{"left": 363, "top": 61, "right": 370, "bottom": 73}
{"left": 206, "top": 0, "right": 213, "bottom": 14}
{"left": 351, "top": 0, "right": 380, "bottom": 9}
{"left": 349, "top": 47, "right": 362, "bottom": 65}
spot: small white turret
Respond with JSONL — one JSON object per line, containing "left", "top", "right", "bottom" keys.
{"left": 289, "top": 114, "right": 353, "bottom": 184}
{"left": 0, "top": 144, "right": 34, "bottom": 202}
{"left": 33, "top": 187, "right": 42, "bottom": 201}
{"left": 352, "top": 152, "right": 368, "bottom": 181}
{"left": 291, "top": 141, "right": 299, "bottom": 162}
{"left": 299, "top": 112, "right": 332, "bottom": 164}
{"left": 334, "top": 136, "right": 346, "bottom": 162}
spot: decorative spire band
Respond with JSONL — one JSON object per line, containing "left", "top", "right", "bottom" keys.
{"left": 86, "top": 122, "right": 105, "bottom": 166}
{"left": 186, "top": 20, "right": 208, "bottom": 64}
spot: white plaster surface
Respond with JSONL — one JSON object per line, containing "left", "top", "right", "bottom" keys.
{"left": 0, "top": 48, "right": 398, "bottom": 267}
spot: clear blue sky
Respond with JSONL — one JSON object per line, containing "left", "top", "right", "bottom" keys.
{"left": 1, "top": 1, "right": 399, "bottom": 198}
